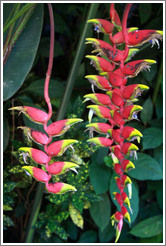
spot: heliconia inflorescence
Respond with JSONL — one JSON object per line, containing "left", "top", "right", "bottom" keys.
{"left": 85, "top": 3, "right": 163, "bottom": 243}
{"left": 9, "top": 4, "right": 82, "bottom": 196}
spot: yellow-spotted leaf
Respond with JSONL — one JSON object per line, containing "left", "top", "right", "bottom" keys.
{"left": 69, "top": 203, "right": 84, "bottom": 229}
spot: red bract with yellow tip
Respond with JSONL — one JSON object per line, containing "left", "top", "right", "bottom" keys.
{"left": 85, "top": 2, "right": 162, "bottom": 242}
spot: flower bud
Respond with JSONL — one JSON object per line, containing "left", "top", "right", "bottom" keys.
{"left": 83, "top": 93, "right": 112, "bottom": 107}
{"left": 88, "top": 18, "right": 114, "bottom": 34}
{"left": 87, "top": 105, "right": 111, "bottom": 122}
{"left": 127, "top": 29, "right": 163, "bottom": 47}
{"left": 86, "top": 122, "right": 112, "bottom": 135}
{"left": 45, "top": 182, "right": 77, "bottom": 194}
{"left": 121, "top": 159, "right": 135, "bottom": 172}
{"left": 86, "top": 55, "right": 114, "bottom": 72}
{"left": 18, "top": 126, "right": 51, "bottom": 145}
{"left": 45, "top": 139, "right": 78, "bottom": 157}
{"left": 107, "top": 91, "right": 124, "bottom": 107}
{"left": 122, "top": 105, "right": 143, "bottom": 120}
{"left": 9, "top": 106, "right": 48, "bottom": 124}
{"left": 114, "top": 59, "right": 156, "bottom": 78}
{"left": 122, "top": 84, "right": 149, "bottom": 100}
{"left": 46, "top": 161, "right": 79, "bottom": 175}
{"left": 85, "top": 75, "right": 112, "bottom": 92}
{"left": 87, "top": 137, "right": 113, "bottom": 147}
{"left": 22, "top": 166, "right": 50, "bottom": 182}
{"left": 110, "top": 4, "right": 122, "bottom": 31}
{"left": 121, "top": 126, "right": 142, "bottom": 143}
{"left": 19, "top": 147, "right": 51, "bottom": 165}
{"left": 46, "top": 118, "right": 83, "bottom": 137}
{"left": 121, "top": 206, "right": 131, "bottom": 223}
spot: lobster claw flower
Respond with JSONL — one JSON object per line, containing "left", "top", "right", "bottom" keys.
{"left": 45, "top": 182, "right": 77, "bottom": 194}
{"left": 122, "top": 84, "right": 149, "bottom": 100}
{"left": 85, "top": 55, "right": 114, "bottom": 72}
{"left": 111, "top": 212, "right": 124, "bottom": 243}
{"left": 45, "top": 118, "right": 83, "bottom": 137}
{"left": 87, "top": 105, "right": 111, "bottom": 123}
{"left": 113, "top": 192, "right": 123, "bottom": 206}
{"left": 121, "top": 192, "right": 133, "bottom": 213}
{"left": 122, "top": 105, "right": 143, "bottom": 121}
{"left": 107, "top": 129, "right": 122, "bottom": 145}
{"left": 109, "top": 27, "right": 138, "bottom": 45}
{"left": 121, "top": 159, "right": 135, "bottom": 173}
{"left": 110, "top": 3, "right": 122, "bottom": 31}
{"left": 46, "top": 161, "right": 79, "bottom": 175}
{"left": 87, "top": 137, "right": 113, "bottom": 147}
{"left": 85, "top": 75, "right": 112, "bottom": 92}
{"left": 9, "top": 106, "right": 48, "bottom": 124}
{"left": 106, "top": 91, "right": 124, "bottom": 107}
{"left": 115, "top": 59, "right": 156, "bottom": 78}
{"left": 86, "top": 123, "right": 112, "bottom": 136}
{"left": 126, "top": 30, "right": 163, "bottom": 48}
{"left": 105, "top": 72, "right": 127, "bottom": 87}
{"left": 88, "top": 18, "right": 114, "bottom": 34}
{"left": 86, "top": 38, "right": 113, "bottom": 55}
{"left": 45, "top": 139, "right": 78, "bottom": 157}
{"left": 19, "top": 147, "right": 51, "bottom": 165}
{"left": 121, "top": 126, "right": 142, "bottom": 143}
{"left": 18, "top": 126, "right": 51, "bottom": 145}
{"left": 121, "top": 206, "right": 131, "bottom": 223}
{"left": 110, "top": 145, "right": 124, "bottom": 160}
{"left": 121, "top": 142, "right": 139, "bottom": 158}
{"left": 22, "top": 166, "right": 50, "bottom": 182}
{"left": 110, "top": 110, "right": 125, "bottom": 126}
{"left": 83, "top": 93, "right": 112, "bottom": 107}
{"left": 113, "top": 163, "right": 123, "bottom": 175}
{"left": 125, "top": 48, "right": 139, "bottom": 62}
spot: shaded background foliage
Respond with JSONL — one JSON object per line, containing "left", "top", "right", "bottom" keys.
{"left": 3, "top": 3, "right": 163, "bottom": 243}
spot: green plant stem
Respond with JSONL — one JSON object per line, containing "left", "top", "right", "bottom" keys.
{"left": 57, "top": 3, "right": 99, "bottom": 121}
{"left": 24, "top": 3, "right": 99, "bottom": 243}
{"left": 152, "top": 59, "right": 163, "bottom": 104}
{"left": 3, "top": 3, "right": 36, "bottom": 33}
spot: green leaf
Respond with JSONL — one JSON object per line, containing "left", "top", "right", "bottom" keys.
{"left": 140, "top": 97, "right": 153, "bottom": 124}
{"left": 156, "top": 183, "right": 163, "bottom": 210}
{"left": 130, "top": 215, "right": 163, "bottom": 238}
{"left": 98, "top": 222, "right": 115, "bottom": 243}
{"left": 46, "top": 220, "right": 67, "bottom": 240}
{"left": 128, "top": 153, "right": 162, "bottom": 180}
{"left": 154, "top": 145, "right": 163, "bottom": 170}
{"left": 91, "top": 147, "right": 109, "bottom": 165}
{"left": 3, "top": 117, "right": 9, "bottom": 152}
{"left": 155, "top": 94, "right": 163, "bottom": 119}
{"left": 89, "top": 162, "right": 112, "bottom": 195}
{"left": 22, "top": 79, "right": 65, "bottom": 98}
{"left": 3, "top": 4, "right": 44, "bottom": 101}
{"left": 66, "top": 221, "right": 78, "bottom": 241}
{"left": 110, "top": 174, "right": 139, "bottom": 224}
{"left": 3, "top": 215, "right": 14, "bottom": 228}
{"left": 78, "top": 230, "right": 97, "bottom": 243}
{"left": 139, "top": 3, "right": 152, "bottom": 24}
{"left": 142, "top": 127, "right": 163, "bottom": 150}
{"left": 15, "top": 202, "right": 26, "bottom": 217}
{"left": 3, "top": 181, "right": 17, "bottom": 193}
{"left": 90, "top": 193, "right": 111, "bottom": 232}
{"left": 142, "top": 63, "right": 157, "bottom": 82}
{"left": 140, "top": 233, "right": 163, "bottom": 243}
{"left": 69, "top": 203, "right": 84, "bottom": 229}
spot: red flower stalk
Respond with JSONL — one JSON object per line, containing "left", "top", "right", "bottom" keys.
{"left": 9, "top": 4, "right": 82, "bottom": 195}
{"left": 86, "top": 2, "right": 162, "bottom": 242}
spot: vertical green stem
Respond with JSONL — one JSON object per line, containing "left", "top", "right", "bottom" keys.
{"left": 24, "top": 3, "right": 99, "bottom": 243}
{"left": 57, "top": 3, "right": 99, "bottom": 121}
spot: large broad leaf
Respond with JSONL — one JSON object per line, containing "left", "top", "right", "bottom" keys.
{"left": 128, "top": 153, "right": 163, "bottom": 180}
{"left": 142, "top": 127, "right": 163, "bottom": 150}
{"left": 110, "top": 174, "right": 139, "bottom": 224}
{"left": 90, "top": 193, "right": 111, "bottom": 232}
{"left": 139, "top": 3, "right": 152, "bottom": 24}
{"left": 89, "top": 162, "right": 112, "bottom": 195}
{"left": 3, "top": 4, "right": 44, "bottom": 101}
{"left": 140, "top": 97, "right": 153, "bottom": 124}
{"left": 78, "top": 230, "right": 97, "bottom": 243}
{"left": 129, "top": 215, "right": 163, "bottom": 238}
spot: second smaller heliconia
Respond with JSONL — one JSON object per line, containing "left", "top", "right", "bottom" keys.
{"left": 84, "top": 3, "right": 163, "bottom": 243}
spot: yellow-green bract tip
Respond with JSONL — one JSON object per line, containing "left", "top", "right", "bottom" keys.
{"left": 156, "top": 30, "right": 163, "bottom": 35}
{"left": 144, "top": 59, "right": 156, "bottom": 64}
{"left": 87, "top": 19, "right": 99, "bottom": 24}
